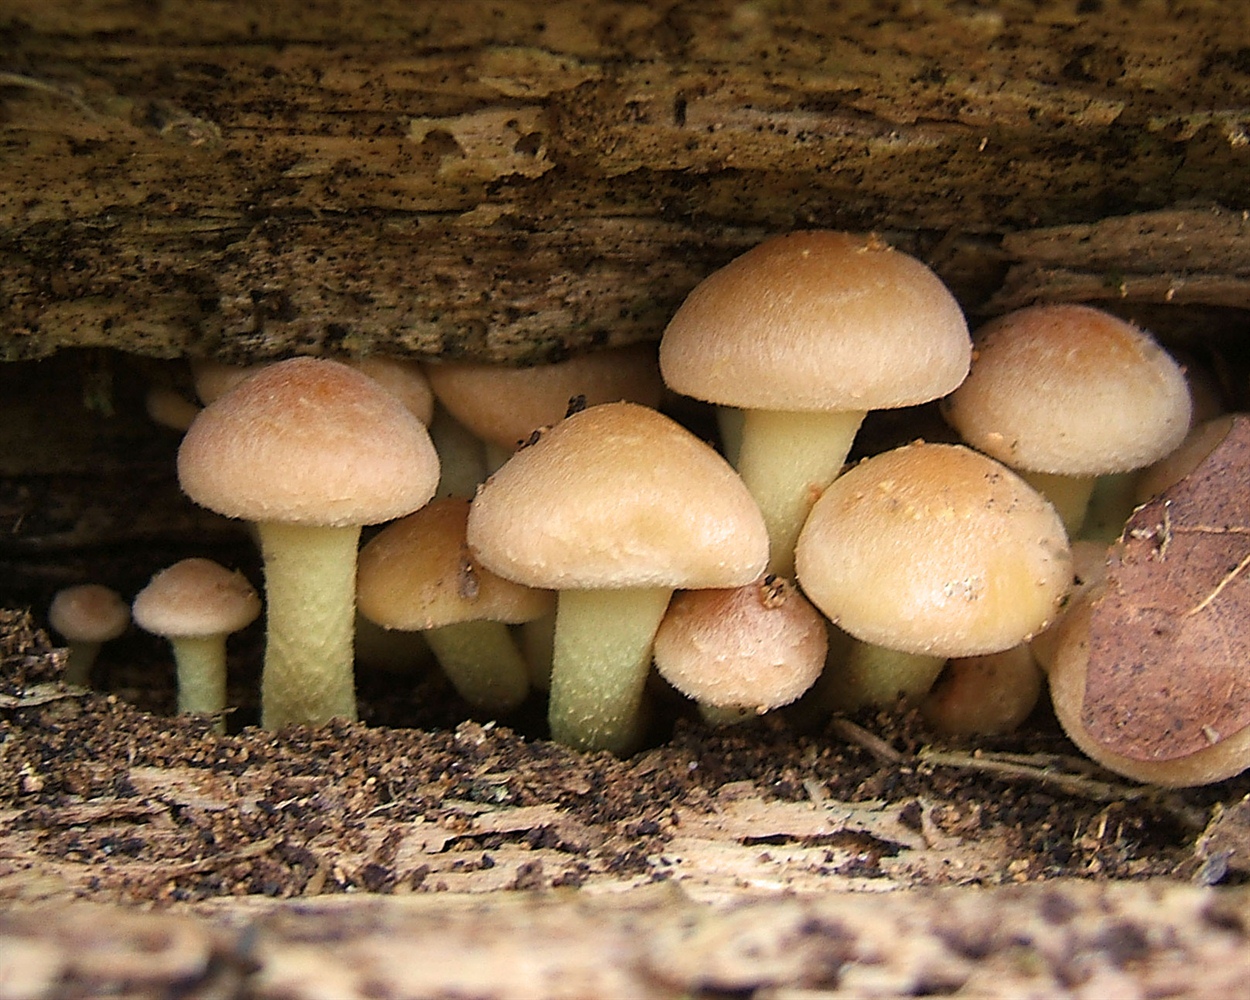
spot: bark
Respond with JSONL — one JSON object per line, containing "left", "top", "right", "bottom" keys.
{"left": 2, "top": 0, "right": 1249, "bottom": 363}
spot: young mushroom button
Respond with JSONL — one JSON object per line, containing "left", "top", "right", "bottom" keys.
{"left": 132, "top": 558, "right": 260, "bottom": 732}
{"left": 659, "top": 231, "right": 971, "bottom": 576}
{"left": 177, "top": 357, "right": 440, "bottom": 730}
{"left": 466, "top": 401, "right": 769, "bottom": 755}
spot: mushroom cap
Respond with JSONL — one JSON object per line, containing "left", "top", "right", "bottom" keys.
{"left": 358, "top": 498, "right": 554, "bottom": 631}
{"left": 347, "top": 356, "right": 435, "bottom": 425}
{"left": 1049, "top": 595, "right": 1250, "bottom": 786}
{"left": 424, "top": 345, "right": 663, "bottom": 450}
{"left": 132, "top": 558, "right": 261, "bottom": 638}
{"left": 466, "top": 402, "right": 769, "bottom": 590}
{"left": 943, "top": 305, "right": 1192, "bottom": 476}
{"left": 48, "top": 584, "right": 130, "bottom": 644}
{"left": 795, "top": 442, "right": 1072, "bottom": 658}
{"left": 653, "top": 577, "right": 827, "bottom": 711}
{"left": 178, "top": 357, "right": 440, "bottom": 528}
{"left": 659, "top": 230, "right": 971, "bottom": 412}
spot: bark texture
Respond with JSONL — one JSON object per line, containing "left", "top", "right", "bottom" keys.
{"left": 2, "top": 0, "right": 1249, "bottom": 363}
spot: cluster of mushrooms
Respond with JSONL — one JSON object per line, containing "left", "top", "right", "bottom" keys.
{"left": 49, "top": 230, "right": 1243, "bottom": 787}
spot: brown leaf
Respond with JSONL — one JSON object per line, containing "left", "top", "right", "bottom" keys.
{"left": 1082, "top": 414, "right": 1250, "bottom": 761}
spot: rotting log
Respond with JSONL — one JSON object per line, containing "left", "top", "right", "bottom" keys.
{"left": 2, "top": 0, "right": 1250, "bottom": 364}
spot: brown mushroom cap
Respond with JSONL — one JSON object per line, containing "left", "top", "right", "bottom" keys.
{"left": 358, "top": 498, "right": 553, "bottom": 631}
{"left": 795, "top": 442, "right": 1072, "bottom": 658}
{"left": 943, "top": 305, "right": 1192, "bottom": 476}
{"left": 653, "top": 577, "right": 827, "bottom": 711}
{"left": 466, "top": 402, "right": 768, "bottom": 590}
{"left": 1049, "top": 595, "right": 1250, "bottom": 786}
{"left": 178, "top": 357, "right": 439, "bottom": 528}
{"left": 49, "top": 584, "right": 130, "bottom": 644}
{"left": 132, "top": 558, "right": 261, "bottom": 639}
{"left": 659, "top": 231, "right": 970, "bottom": 411}
{"left": 424, "top": 345, "right": 663, "bottom": 451}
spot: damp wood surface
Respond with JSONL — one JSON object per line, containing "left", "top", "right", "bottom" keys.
{"left": 2, "top": 0, "right": 1250, "bottom": 363}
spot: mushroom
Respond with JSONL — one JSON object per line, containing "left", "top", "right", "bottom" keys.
{"left": 921, "top": 645, "right": 1044, "bottom": 736}
{"left": 177, "top": 357, "right": 440, "bottom": 729}
{"left": 424, "top": 344, "right": 663, "bottom": 469}
{"left": 1048, "top": 595, "right": 1250, "bottom": 786}
{"left": 659, "top": 231, "right": 970, "bottom": 575}
{"left": 795, "top": 442, "right": 1072, "bottom": 707}
{"left": 357, "top": 497, "right": 550, "bottom": 715}
{"left": 652, "top": 575, "right": 826, "bottom": 725}
{"left": 943, "top": 304, "right": 1192, "bottom": 536}
{"left": 131, "top": 558, "right": 261, "bottom": 732}
{"left": 48, "top": 583, "right": 130, "bottom": 686}
{"left": 466, "top": 401, "right": 769, "bottom": 754}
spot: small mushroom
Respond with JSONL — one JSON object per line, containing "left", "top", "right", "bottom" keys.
{"left": 48, "top": 584, "right": 130, "bottom": 686}
{"left": 357, "top": 498, "right": 550, "bottom": 715}
{"left": 921, "top": 645, "right": 1044, "bottom": 736}
{"left": 178, "top": 358, "right": 440, "bottom": 729}
{"left": 653, "top": 575, "right": 826, "bottom": 725}
{"left": 132, "top": 558, "right": 261, "bottom": 732}
{"left": 660, "top": 231, "right": 971, "bottom": 575}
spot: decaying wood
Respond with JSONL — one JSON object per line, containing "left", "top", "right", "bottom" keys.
{"left": 3, "top": 1, "right": 1250, "bottom": 363}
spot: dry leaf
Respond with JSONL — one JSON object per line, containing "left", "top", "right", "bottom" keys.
{"left": 1083, "top": 414, "right": 1250, "bottom": 761}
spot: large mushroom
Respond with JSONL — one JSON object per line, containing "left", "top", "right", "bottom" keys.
{"left": 177, "top": 357, "right": 439, "bottom": 729}
{"left": 795, "top": 442, "right": 1072, "bottom": 708}
{"left": 466, "top": 402, "right": 768, "bottom": 754}
{"left": 659, "top": 231, "right": 970, "bottom": 575}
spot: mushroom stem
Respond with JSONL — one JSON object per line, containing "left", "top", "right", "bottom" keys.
{"left": 1017, "top": 470, "right": 1096, "bottom": 537}
{"left": 520, "top": 609, "right": 556, "bottom": 690}
{"left": 171, "top": 634, "right": 228, "bottom": 730}
{"left": 256, "top": 521, "right": 359, "bottom": 729}
{"left": 63, "top": 642, "right": 103, "bottom": 687}
{"left": 423, "top": 620, "right": 530, "bottom": 714}
{"left": 735, "top": 409, "right": 864, "bottom": 576}
{"left": 814, "top": 638, "right": 946, "bottom": 714}
{"left": 548, "top": 587, "right": 673, "bottom": 754}
{"left": 699, "top": 703, "right": 755, "bottom": 727}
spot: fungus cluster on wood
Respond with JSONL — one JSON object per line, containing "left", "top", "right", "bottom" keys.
{"left": 49, "top": 228, "right": 1248, "bottom": 791}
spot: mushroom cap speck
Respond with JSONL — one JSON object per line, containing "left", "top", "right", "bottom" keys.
{"left": 466, "top": 402, "right": 769, "bottom": 591}
{"left": 659, "top": 231, "right": 970, "bottom": 412}
{"left": 944, "top": 304, "right": 1192, "bottom": 476}
{"left": 178, "top": 358, "right": 440, "bottom": 528}
{"left": 132, "top": 558, "right": 261, "bottom": 639}
{"left": 795, "top": 442, "right": 1072, "bottom": 658}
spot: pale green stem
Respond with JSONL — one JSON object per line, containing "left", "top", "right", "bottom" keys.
{"left": 257, "top": 521, "right": 360, "bottom": 730}
{"left": 171, "top": 633, "right": 228, "bottom": 733}
{"left": 484, "top": 442, "right": 514, "bottom": 474}
{"left": 1018, "top": 470, "right": 1095, "bottom": 539}
{"left": 519, "top": 609, "right": 556, "bottom": 690}
{"left": 736, "top": 409, "right": 865, "bottom": 577}
{"left": 424, "top": 619, "right": 530, "bottom": 715}
{"left": 428, "top": 405, "right": 488, "bottom": 499}
{"left": 803, "top": 629, "right": 945, "bottom": 717}
{"left": 549, "top": 587, "right": 673, "bottom": 755}
{"left": 698, "top": 703, "right": 755, "bottom": 727}
{"left": 62, "top": 642, "right": 102, "bottom": 687}
{"left": 1079, "top": 471, "right": 1141, "bottom": 543}
{"left": 716, "top": 407, "right": 745, "bottom": 466}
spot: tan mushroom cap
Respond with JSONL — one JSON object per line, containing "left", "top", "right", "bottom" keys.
{"left": 1049, "top": 594, "right": 1250, "bottom": 787}
{"left": 424, "top": 345, "right": 663, "bottom": 450}
{"left": 653, "top": 577, "right": 827, "bottom": 711}
{"left": 659, "top": 231, "right": 970, "bottom": 411}
{"left": 943, "top": 305, "right": 1192, "bottom": 476}
{"left": 358, "top": 498, "right": 553, "bottom": 631}
{"left": 795, "top": 442, "right": 1072, "bottom": 658}
{"left": 133, "top": 558, "right": 261, "bottom": 638}
{"left": 49, "top": 584, "right": 130, "bottom": 644}
{"left": 178, "top": 358, "right": 439, "bottom": 528}
{"left": 466, "top": 402, "right": 769, "bottom": 590}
